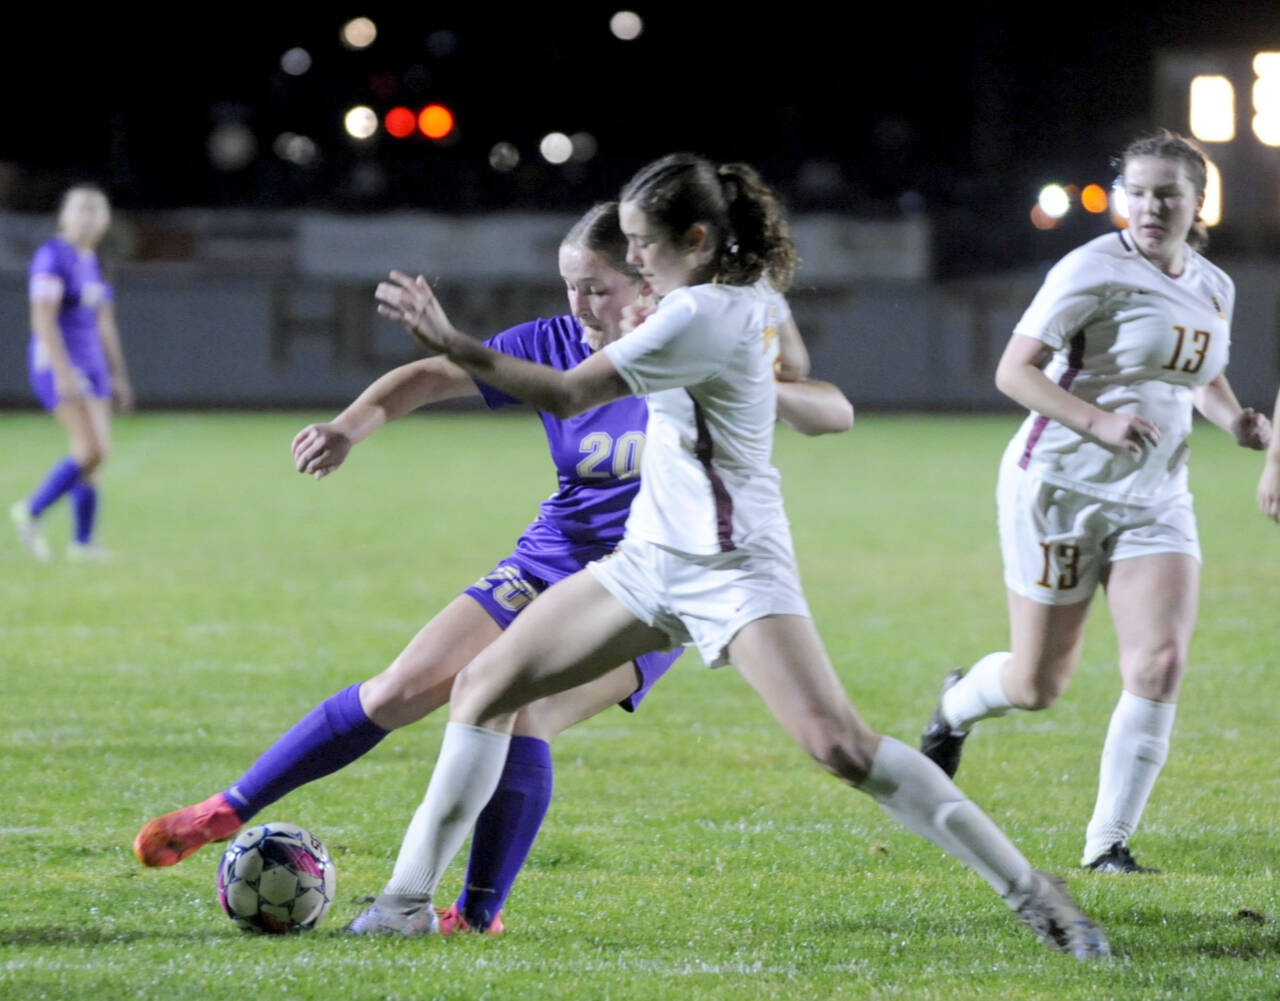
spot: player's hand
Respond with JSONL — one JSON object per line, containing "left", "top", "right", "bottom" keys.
{"left": 620, "top": 301, "right": 656, "bottom": 334}
{"left": 1231, "top": 407, "right": 1271, "bottom": 451}
{"left": 113, "top": 378, "right": 135, "bottom": 414}
{"left": 375, "top": 271, "right": 458, "bottom": 354}
{"left": 292, "top": 423, "right": 352, "bottom": 480}
{"left": 1258, "top": 461, "right": 1280, "bottom": 522}
{"left": 1089, "top": 410, "right": 1160, "bottom": 456}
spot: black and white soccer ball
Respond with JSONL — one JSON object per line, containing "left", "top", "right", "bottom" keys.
{"left": 216, "top": 822, "right": 336, "bottom": 933}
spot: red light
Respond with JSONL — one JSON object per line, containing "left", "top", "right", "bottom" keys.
{"left": 385, "top": 107, "right": 416, "bottom": 139}
{"left": 418, "top": 104, "right": 454, "bottom": 139}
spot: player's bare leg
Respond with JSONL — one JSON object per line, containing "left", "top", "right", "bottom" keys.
{"left": 1083, "top": 553, "right": 1196, "bottom": 870}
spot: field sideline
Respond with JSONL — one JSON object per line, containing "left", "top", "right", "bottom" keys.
{"left": 2, "top": 410, "right": 1277, "bottom": 1001}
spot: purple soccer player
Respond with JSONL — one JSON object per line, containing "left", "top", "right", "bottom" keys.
{"left": 10, "top": 185, "right": 134, "bottom": 562}
{"left": 133, "top": 202, "right": 853, "bottom": 935}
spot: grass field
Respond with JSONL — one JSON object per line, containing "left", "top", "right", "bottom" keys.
{"left": 2, "top": 410, "right": 1278, "bottom": 1001}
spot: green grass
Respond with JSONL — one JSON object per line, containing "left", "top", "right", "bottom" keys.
{"left": 2, "top": 410, "right": 1278, "bottom": 1001}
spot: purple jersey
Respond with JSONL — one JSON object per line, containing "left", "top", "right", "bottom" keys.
{"left": 474, "top": 315, "right": 649, "bottom": 581}
{"left": 28, "top": 236, "right": 112, "bottom": 368}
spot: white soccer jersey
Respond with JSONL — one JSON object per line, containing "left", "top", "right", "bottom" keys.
{"left": 1009, "top": 230, "right": 1234, "bottom": 505}
{"left": 603, "top": 281, "right": 790, "bottom": 555}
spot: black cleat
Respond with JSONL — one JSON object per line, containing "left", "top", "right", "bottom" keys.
{"left": 920, "top": 669, "right": 968, "bottom": 778}
{"left": 1015, "top": 870, "right": 1111, "bottom": 960}
{"left": 1085, "top": 842, "right": 1160, "bottom": 874}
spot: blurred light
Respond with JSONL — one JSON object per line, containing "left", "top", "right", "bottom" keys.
{"left": 1037, "top": 184, "right": 1070, "bottom": 219}
{"left": 1080, "top": 183, "right": 1108, "bottom": 214}
{"left": 344, "top": 106, "right": 379, "bottom": 140}
{"left": 489, "top": 141, "right": 520, "bottom": 172}
{"left": 426, "top": 29, "right": 460, "bottom": 57}
{"left": 1253, "top": 52, "right": 1280, "bottom": 147}
{"left": 1202, "top": 158, "right": 1222, "bottom": 225}
{"left": 418, "top": 104, "right": 455, "bottom": 139}
{"left": 1189, "top": 75, "right": 1235, "bottom": 142}
{"left": 539, "top": 132, "right": 573, "bottom": 164}
{"left": 273, "top": 132, "right": 319, "bottom": 167}
{"left": 280, "top": 47, "right": 311, "bottom": 76}
{"left": 1030, "top": 204, "right": 1058, "bottom": 231}
{"left": 569, "top": 132, "right": 598, "bottom": 163}
{"left": 385, "top": 107, "right": 416, "bottom": 139}
{"left": 610, "top": 11, "right": 643, "bottom": 40}
{"left": 207, "top": 123, "right": 257, "bottom": 171}
{"left": 1110, "top": 181, "right": 1129, "bottom": 225}
{"left": 342, "top": 17, "right": 377, "bottom": 50}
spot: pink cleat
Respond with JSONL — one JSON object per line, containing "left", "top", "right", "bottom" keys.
{"left": 133, "top": 792, "right": 244, "bottom": 867}
{"left": 436, "top": 902, "right": 505, "bottom": 936}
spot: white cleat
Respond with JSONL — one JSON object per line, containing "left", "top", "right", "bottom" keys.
{"left": 10, "top": 501, "right": 51, "bottom": 562}
{"left": 66, "top": 541, "right": 112, "bottom": 563}
{"left": 1016, "top": 870, "right": 1110, "bottom": 960}
{"left": 344, "top": 896, "right": 440, "bottom": 936}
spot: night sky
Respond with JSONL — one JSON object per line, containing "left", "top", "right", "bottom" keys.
{"left": 3, "top": 4, "right": 1279, "bottom": 271}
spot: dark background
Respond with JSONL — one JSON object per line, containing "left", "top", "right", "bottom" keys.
{"left": 4, "top": 4, "right": 1280, "bottom": 273}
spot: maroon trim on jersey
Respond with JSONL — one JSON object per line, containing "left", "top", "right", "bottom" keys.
{"left": 1018, "top": 330, "right": 1086, "bottom": 470}
{"left": 688, "top": 393, "right": 737, "bottom": 552}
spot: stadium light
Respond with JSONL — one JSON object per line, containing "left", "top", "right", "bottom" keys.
{"left": 540, "top": 132, "right": 572, "bottom": 164}
{"left": 1037, "top": 184, "right": 1070, "bottom": 220}
{"left": 1202, "top": 158, "right": 1222, "bottom": 225}
{"left": 1190, "top": 75, "right": 1235, "bottom": 142}
{"left": 384, "top": 107, "right": 416, "bottom": 139}
{"left": 610, "top": 11, "right": 643, "bottom": 40}
{"left": 1080, "top": 184, "right": 1108, "bottom": 214}
{"left": 344, "top": 106, "right": 379, "bottom": 140}
{"left": 1253, "top": 52, "right": 1280, "bottom": 146}
{"left": 418, "top": 104, "right": 455, "bottom": 140}
{"left": 489, "top": 142, "right": 519, "bottom": 172}
{"left": 342, "top": 17, "right": 377, "bottom": 50}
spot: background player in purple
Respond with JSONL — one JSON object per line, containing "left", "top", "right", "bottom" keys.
{"left": 134, "top": 202, "right": 853, "bottom": 935}
{"left": 10, "top": 185, "right": 134, "bottom": 562}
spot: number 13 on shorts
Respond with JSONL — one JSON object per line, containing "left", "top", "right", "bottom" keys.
{"left": 1037, "top": 541, "right": 1081, "bottom": 590}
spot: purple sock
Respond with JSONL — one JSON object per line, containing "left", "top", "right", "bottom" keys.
{"left": 457, "top": 735, "right": 553, "bottom": 930}
{"left": 70, "top": 483, "right": 98, "bottom": 544}
{"left": 223, "top": 683, "right": 388, "bottom": 821}
{"left": 28, "top": 456, "right": 81, "bottom": 518}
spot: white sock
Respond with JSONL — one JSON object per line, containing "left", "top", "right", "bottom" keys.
{"left": 1082, "top": 691, "right": 1175, "bottom": 865}
{"left": 941, "top": 652, "right": 1014, "bottom": 731}
{"left": 381, "top": 721, "right": 512, "bottom": 901}
{"left": 862, "top": 736, "right": 1034, "bottom": 909}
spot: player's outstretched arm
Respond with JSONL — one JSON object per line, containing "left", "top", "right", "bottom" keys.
{"left": 292, "top": 356, "right": 478, "bottom": 479}
{"left": 376, "top": 270, "right": 629, "bottom": 418}
{"left": 1256, "top": 386, "right": 1280, "bottom": 521}
{"left": 775, "top": 378, "right": 853, "bottom": 435}
{"left": 995, "top": 332, "right": 1160, "bottom": 456}
{"left": 1193, "top": 373, "right": 1271, "bottom": 450}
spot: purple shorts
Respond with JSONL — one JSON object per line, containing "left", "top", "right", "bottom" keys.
{"left": 465, "top": 555, "right": 681, "bottom": 712}
{"left": 29, "top": 361, "right": 112, "bottom": 411}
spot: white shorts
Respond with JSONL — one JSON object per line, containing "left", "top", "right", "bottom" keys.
{"left": 997, "top": 461, "right": 1201, "bottom": 607}
{"left": 587, "top": 532, "right": 811, "bottom": 668}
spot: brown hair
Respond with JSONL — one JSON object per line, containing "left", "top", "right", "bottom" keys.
{"left": 562, "top": 201, "right": 639, "bottom": 280}
{"left": 1114, "top": 130, "right": 1209, "bottom": 251}
{"left": 620, "top": 153, "right": 797, "bottom": 291}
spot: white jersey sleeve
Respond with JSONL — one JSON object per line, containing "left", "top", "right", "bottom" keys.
{"left": 603, "top": 288, "right": 737, "bottom": 395}
{"left": 1014, "top": 249, "right": 1112, "bottom": 349}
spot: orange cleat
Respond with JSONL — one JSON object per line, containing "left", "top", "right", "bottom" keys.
{"left": 436, "top": 901, "right": 505, "bottom": 935}
{"left": 133, "top": 792, "right": 244, "bottom": 867}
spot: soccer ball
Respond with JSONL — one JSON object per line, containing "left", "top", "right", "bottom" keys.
{"left": 216, "top": 822, "right": 336, "bottom": 933}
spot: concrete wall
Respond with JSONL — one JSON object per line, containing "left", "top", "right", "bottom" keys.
{"left": 2, "top": 210, "right": 1276, "bottom": 411}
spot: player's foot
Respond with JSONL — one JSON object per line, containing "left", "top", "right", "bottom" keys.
{"left": 1085, "top": 842, "right": 1160, "bottom": 874}
{"left": 920, "top": 668, "right": 968, "bottom": 778}
{"left": 437, "top": 902, "right": 505, "bottom": 935}
{"left": 345, "top": 895, "right": 440, "bottom": 936}
{"left": 10, "top": 501, "right": 51, "bottom": 562}
{"left": 1015, "top": 869, "right": 1110, "bottom": 960}
{"left": 66, "top": 541, "right": 112, "bottom": 562}
{"left": 133, "top": 792, "right": 244, "bottom": 867}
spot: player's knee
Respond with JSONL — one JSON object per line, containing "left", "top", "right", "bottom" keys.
{"left": 1123, "top": 643, "right": 1185, "bottom": 700}
{"left": 73, "top": 442, "right": 107, "bottom": 472}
